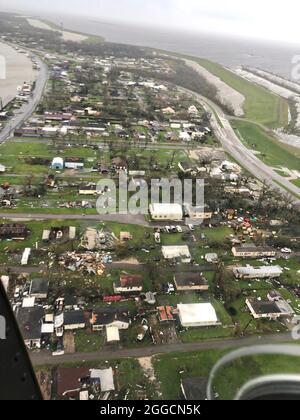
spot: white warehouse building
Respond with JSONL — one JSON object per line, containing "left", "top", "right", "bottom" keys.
{"left": 149, "top": 203, "right": 183, "bottom": 221}
{"left": 177, "top": 303, "right": 219, "bottom": 328}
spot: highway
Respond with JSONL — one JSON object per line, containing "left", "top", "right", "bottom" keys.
{"left": 0, "top": 55, "right": 48, "bottom": 144}
{"left": 179, "top": 87, "right": 300, "bottom": 204}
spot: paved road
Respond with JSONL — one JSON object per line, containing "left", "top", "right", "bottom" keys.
{"left": 0, "top": 212, "right": 150, "bottom": 226}
{"left": 30, "top": 332, "right": 294, "bottom": 366}
{"left": 0, "top": 55, "right": 48, "bottom": 143}
{"left": 179, "top": 87, "right": 300, "bottom": 204}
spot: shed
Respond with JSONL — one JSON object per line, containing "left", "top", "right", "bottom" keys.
{"left": 51, "top": 157, "right": 64, "bottom": 170}
{"left": 106, "top": 325, "right": 120, "bottom": 343}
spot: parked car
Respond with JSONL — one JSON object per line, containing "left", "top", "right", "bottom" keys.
{"left": 281, "top": 248, "right": 292, "bottom": 254}
{"left": 176, "top": 226, "right": 183, "bottom": 233}
{"left": 188, "top": 224, "right": 195, "bottom": 231}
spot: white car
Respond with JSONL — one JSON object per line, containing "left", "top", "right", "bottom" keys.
{"left": 176, "top": 226, "right": 183, "bottom": 233}
{"left": 281, "top": 248, "right": 292, "bottom": 254}
{"left": 188, "top": 224, "right": 195, "bottom": 231}
{"left": 165, "top": 226, "right": 171, "bottom": 233}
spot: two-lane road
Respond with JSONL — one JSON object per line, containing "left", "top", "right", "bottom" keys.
{"left": 30, "top": 332, "right": 295, "bottom": 366}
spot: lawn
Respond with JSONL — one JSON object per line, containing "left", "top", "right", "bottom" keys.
{"left": 154, "top": 348, "right": 300, "bottom": 400}
{"left": 232, "top": 120, "right": 300, "bottom": 170}
{"left": 74, "top": 329, "right": 105, "bottom": 352}
{"left": 0, "top": 218, "right": 88, "bottom": 260}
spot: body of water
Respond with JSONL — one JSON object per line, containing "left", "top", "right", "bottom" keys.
{"left": 47, "top": 14, "right": 300, "bottom": 79}
{"left": 0, "top": 42, "right": 36, "bottom": 108}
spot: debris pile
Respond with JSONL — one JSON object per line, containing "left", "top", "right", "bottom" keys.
{"left": 59, "top": 251, "right": 110, "bottom": 275}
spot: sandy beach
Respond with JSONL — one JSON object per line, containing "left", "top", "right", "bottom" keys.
{"left": 0, "top": 42, "right": 36, "bottom": 108}
{"left": 27, "top": 18, "right": 88, "bottom": 43}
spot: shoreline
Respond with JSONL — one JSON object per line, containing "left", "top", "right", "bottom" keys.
{"left": 0, "top": 42, "right": 36, "bottom": 109}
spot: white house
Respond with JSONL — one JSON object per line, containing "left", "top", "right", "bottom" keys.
{"left": 177, "top": 303, "right": 219, "bottom": 328}
{"left": 149, "top": 203, "right": 183, "bottom": 221}
{"left": 162, "top": 245, "right": 192, "bottom": 263}
{"left": 233, "top": 266, "right": 283, "bottom": 279}
{"left": 64, "top": 158, "right": 84, "bottom": 170}
{"left": 246, "top": 298, "right": 294, "bottom": 320}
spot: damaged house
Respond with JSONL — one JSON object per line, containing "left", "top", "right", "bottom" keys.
{"left": 42, "top": 226, "right": 76, "bottom": 241}
{"left": 0, "top": 223, "right": 30, "bottom": 240}
{"left": 15, "top": 306, "right": 44, "bottom": 349}
{"left": 113, "top": 273, "right": 143, "bottom": 294}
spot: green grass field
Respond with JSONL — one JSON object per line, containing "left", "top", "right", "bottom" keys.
{"left": 154, "top": 349, "right": 300, "bottom": 400}
{"left": 195, "top": 58, "right": 289, "bottom": 128}
{"left": 232, "top": 120, "right": 300, "bottom": 170}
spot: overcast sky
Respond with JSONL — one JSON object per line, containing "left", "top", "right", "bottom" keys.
{"left": 2, "top": 0, "right": 300, "bottom": 44}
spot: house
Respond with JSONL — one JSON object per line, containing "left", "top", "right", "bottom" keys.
{"left": 174, "top": 272, "right": 209, "bottom": 292}
{"left": 185, "top": 204, "right": 212, "bottom": 221}
{"left": 113, "top": 274, "right": 143, "bottom": 294}
{"left": 177, "top": 303, "right": 219, "bottom": 328}
{"left": 16, "top": 306, "right": 43, "bottom": 349}
{"left": 29, "top": 278, "right": 49, "bottom": 299}
{"left": 162, "top": 245, "right": 192, "bottom": 263}
{"left": 64, "top": 311, "right": 86, "bottom": 331}
{"left": 246, "top": 298, "right": 294, "bottom": 320}
{"left": 65, "top": 157, "right": 84, "bottom": 170}
{"left": 181, "top": 377, "right": 208, "bottom": 401}
{"left": 41, "top": 126, "right": 59, "bottom": 137}
{"left": 90, "top": 307, "right": 130, "bottom": 331}
{"left": 149, "top": 203, "right": 183, "bottom": 221}
{"left": 232, "top": 246, "right": 276, "bottom": 258}
{"left": 51, "top": 157, "right": 64, "bottom": 170}
{"left": 0, "top": 223, "right": 29, "bottom": 240}
{"left": 233, "top": 266, "right": 283, "bottom": 280}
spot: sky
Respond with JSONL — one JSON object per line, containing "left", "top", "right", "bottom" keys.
{"left": 2, "top": 0, "right": 300, "bottom": 44}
